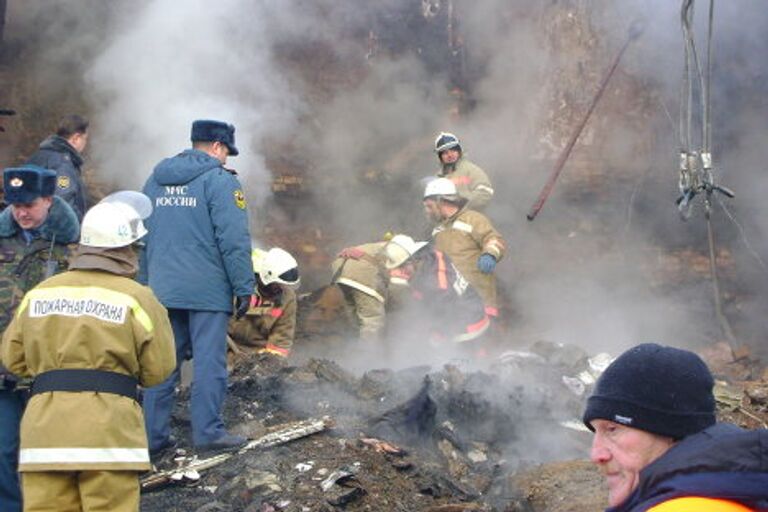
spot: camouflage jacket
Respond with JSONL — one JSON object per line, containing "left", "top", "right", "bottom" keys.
{"left": 0, "top": 196, "right": 80, "bottom": 335}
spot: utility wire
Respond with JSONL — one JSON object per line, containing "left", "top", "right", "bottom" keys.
{"left": 679, "top": 0, "right": 737, "bottom": 345}
{"left": 715, "top": 195, "right": 768, "bottom": 274}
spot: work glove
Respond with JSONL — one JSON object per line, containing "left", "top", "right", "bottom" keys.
{"left": 477, "top": 253, "right": 497, "bottom": 274}
{"left": 234, "top": 295, "right": 252, "bottom": 320}
{"left": 338, "top": 247, "right": 366, "bottom": 260}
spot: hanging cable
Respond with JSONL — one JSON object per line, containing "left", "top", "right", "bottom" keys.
{"left": 678, "top": 0, "right": 737, "bottom": 345}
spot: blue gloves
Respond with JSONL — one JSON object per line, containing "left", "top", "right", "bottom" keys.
{"left": 477, "top": 253, "right": 497, "bottom": 274}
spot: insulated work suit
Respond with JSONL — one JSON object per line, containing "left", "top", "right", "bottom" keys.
{"left": 0, "top": 248, "right": 176, "bottom": 512}
{"left": 26, "top": 136, "right": 89, "bottom": 221}
{"left": 228, "top": 287, "right": 297, "bottom": 358}
{"left": 140, "top": 148, "right": 254, "bottom": 450}
{"left": 331, "top": 242, "right": 389, "bottom": 341}
{"left": 432, "top": 208, "right": 505, "bottom": 315}
{"left": 438, "top": 156, "right": 494, "bottom": 211}
{"left": 611, "top": 424, "right": 768, "bottom": 512}
{"left": 0, "top": 196, "right": 79, "bottom": 512}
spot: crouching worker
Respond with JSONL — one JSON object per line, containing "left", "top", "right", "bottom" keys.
{"left": 228, "top": 248, "right": 300, "bottom": 361}
{"left": 0, "top": 192, "right": 175, "bottom": 512}
{"left": 583, "top": 343, "right": 768, "bottom": 512}
{"left": 331, "top": 234, "right": 427, "bottom": 343}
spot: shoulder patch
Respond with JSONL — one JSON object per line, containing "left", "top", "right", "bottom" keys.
{"left": 57, "top": 176, "right": 71, "bottom": 189}
{"left": 234, "top": 189, "right": 246, "bottom": 209}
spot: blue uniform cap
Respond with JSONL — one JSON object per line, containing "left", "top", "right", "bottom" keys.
{"left": 191, "top": 119, "right": 239, "bottom": 157}
{"left": 3, "top": 165, "right": 57, "bottom": 204}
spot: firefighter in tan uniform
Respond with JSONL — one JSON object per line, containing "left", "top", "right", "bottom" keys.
{"left": 423, "top": 178, "right": 505, "bottom": 318}
{"left": 331, "top": 234, "right": 427, "bottom": 341}
{"left": 228, "top": 248, "right": 300, "bottom": 359}
{"left": 0, "top": 192, "right": 176, "bottom": 512}
{"left": 434, "top": 132, "right": 494, "bottom": 211}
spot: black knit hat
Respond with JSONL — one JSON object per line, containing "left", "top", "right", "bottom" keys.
{"left": 583, "top": 343, "right": 716, "bottom": 440}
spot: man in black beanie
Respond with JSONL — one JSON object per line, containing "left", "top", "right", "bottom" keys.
{"left": 583, "top": 343, "right": 768, "bottom": 512}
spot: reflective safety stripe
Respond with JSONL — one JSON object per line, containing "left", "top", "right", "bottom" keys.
{"left": 17, "top": 286, "right": 154, "bottom": 332}
{"left": 451, "top": 176, "right": 472, "bottom": 186}
{"left": 452, "top": 220, "right": 473, "bottom": 233}
{"left": 648, "top": 497, "right": 753, "bottom": 512}
{"left": 475, "top": 184, "right": 494, "bottom": 195}
{"left": 270, "top": 307, "right": 283, "bottom": 319}
{"left": 20, "top": 447, "right": 149, "bottom": 465}
{"left": 264, "top": 344, "right": 289, "bottom": 357}
{"left": 435, "top": 251, "right": 448, "bottom": 290}
{"left": 454, "top": 314, "right": 490, "bottom": 343}
{"left": 485, "top": 306, "right": 499, "bottom": 317}
{"left": 336, "top": 278, "right": 385, "bottom": 303}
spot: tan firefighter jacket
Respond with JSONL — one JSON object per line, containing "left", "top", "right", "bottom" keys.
{"left": 432, "top": 208, "right": 505, "bottom": 312}
{"left": 331, "top": 242, "right": 389, "bottom": 303}
{"left": 438, "top": 156, "right": 494, "bottom": 211}
{"left": 228, "top": 286, "right": 297, "bottom": 357}
{"left": 0, "top": 250, "right": 175, "bottom": 472}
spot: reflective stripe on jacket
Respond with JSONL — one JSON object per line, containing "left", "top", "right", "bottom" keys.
{"left": 331, "top": 242, "right": 389, "bottom": 303}
{"left": 1, "top": 268, "right": 176, "bottom": 471}
{"left": 228, "top": 287, "right": 297, "bottom": 356}
{"left": 432, "top": 209, "right": 505, "bottom": 309}
{"left": 438, "top": 156, "right": 494, "bottom": 211}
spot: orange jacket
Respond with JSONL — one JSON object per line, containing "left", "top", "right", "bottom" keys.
{"left": 648, "top": 497, "right": 753, "bottom": 511}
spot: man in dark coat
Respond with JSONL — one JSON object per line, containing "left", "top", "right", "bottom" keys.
{"left": 583, "top": 343, "right": 768, "bottom": 511}
{"left": 0, "top": 165, "right": 79, "bottom": 512}
{"left": 140, "top": 119, "right": 254, "bottom": 455}
{"left": 26, "top": 114, "right": 90, "bottom": 221}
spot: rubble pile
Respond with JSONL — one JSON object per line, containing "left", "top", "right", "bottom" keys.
{"left": 140, "top": 346, "right": 589, "bottom": 512}
{"left": 140, "top": 341, "right": 768, "bottom": 512}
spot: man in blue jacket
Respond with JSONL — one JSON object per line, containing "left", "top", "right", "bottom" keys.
{"left": 26, "top": 114, "right": 90, "bottom": 221}
{"left": 583, "top": 343, "right": 768, "bottom": 511}
{"left": 141, "top": 119, "right": 254, "bottom": 455}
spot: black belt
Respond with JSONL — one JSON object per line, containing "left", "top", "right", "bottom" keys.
{"left": 30, "top": 369, "right": 139, "bottom": 401}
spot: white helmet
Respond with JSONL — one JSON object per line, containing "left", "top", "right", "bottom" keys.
{"left": 384, "top": 234, "right": 428, "bottom": 269}
{"left": 434, "top": 132, "right": 461, "bottom": 153}
{"left": 80, "top": 191, "right": 151, "bottom": 248}
{"left": 423, "top": 177, "right": 458, "bottom": 199}
{"left": 253, "top": 247, "right": 300, "bottom": 286}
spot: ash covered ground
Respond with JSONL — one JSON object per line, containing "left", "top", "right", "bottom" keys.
{"left": 140, "top": 339, "right": 768, "bottom": 512}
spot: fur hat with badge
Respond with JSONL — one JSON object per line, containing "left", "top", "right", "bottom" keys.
{"left": 3, "top": 165, "right": 57, "bottom": 204}
{"left": 583, "top": 342, "right": 716, "bottom": 440}
{"left": 191, "top": 119, "right": 239, "bottom": 156}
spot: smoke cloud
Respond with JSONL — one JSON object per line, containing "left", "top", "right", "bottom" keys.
{"left": 5, "top": 0, "right": 768, "bottom": 466}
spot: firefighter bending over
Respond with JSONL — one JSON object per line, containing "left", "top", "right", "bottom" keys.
{"left": 331, "top": 234, "right": 427, "bottom": 342}
{"left": 228, "top": 248, "right": 300, "bottom": 360}
{"left": 434, "top": 132, "right": 494, "bottom": 211}
{"left": 0, "top": 192, "right": 175, "bottom": 512}
{"left": 423, "top": 178, "right": 505, "bottom": 321}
